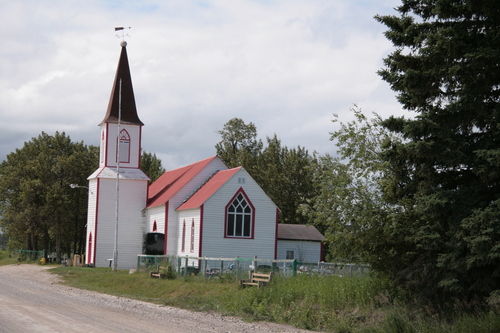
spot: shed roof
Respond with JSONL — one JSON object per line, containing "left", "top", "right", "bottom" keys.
{"left": 277, "top": 224, "right": 324, "bottom": 242}
{"left": 177, "top": 167, "right": 241, "bottom": 210}
{"left": 147, "top": 156, "right": 219, "bottom": 208}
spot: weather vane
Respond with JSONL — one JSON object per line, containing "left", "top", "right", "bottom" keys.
{"left": 115, "top": 27, "right": 131, "bottom": 41}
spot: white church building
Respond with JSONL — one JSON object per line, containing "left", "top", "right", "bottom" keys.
{"left": 84, "top": 42, "right": 323, "bottom": 269}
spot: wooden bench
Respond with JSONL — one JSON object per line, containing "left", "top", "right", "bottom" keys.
{"left": 240, "top": 272, "right": 273, "bottom": 288}
{"left": 150, "top": 266, "right": 170, "bottom": 279}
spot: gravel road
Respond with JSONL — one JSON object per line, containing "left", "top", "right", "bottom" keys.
{"left": 0, "top": 264, "right": 311, "bottom": 333}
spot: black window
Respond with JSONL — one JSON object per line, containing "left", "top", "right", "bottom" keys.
{"left": 226, "top": 193, "right": 252, "bottom": 237}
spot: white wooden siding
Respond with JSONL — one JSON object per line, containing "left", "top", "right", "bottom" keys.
{"left": 85, "top": 178, "right": 99, "bottom": 264}
{"left": 163, "top": 158, "right": 226, "bottom": 256}
{"left": 104, "top": 124, "right": 141, "bottom": 169}
{"left": 165, "top": 203, "right": 178, "bottom": 255}
{"left": 176, "top": 209, "right": 201, "bottom": 258}
{"left": 277, "top": 240, "right": 321, "bottom": 263}
{"left": 146, "top": 206, "right": 165, "bottom": 233}
{"left": 193, "top": 168, "right": 277, "bottom": 260}
{"left": 92, "top": 177, "right": 148, "bottom": 269}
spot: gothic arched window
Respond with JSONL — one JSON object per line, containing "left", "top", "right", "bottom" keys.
{"left": 181, "top": 219, "right": 186, "bottom": 252}
{"left": 117, "top": 129, "right": 130, "bottom": 163}
{"left": 190, "top": 218, "right": 195, "bottom": 253}
{"left": 225, "top": 189, "right": 254, "bottom": 238}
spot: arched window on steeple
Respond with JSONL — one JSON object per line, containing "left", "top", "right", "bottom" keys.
{"left": 100, "top": 129, "right": 106, "bottom": 165}
{"left": 117, "top": 129, "right": 130, "bottom": 163}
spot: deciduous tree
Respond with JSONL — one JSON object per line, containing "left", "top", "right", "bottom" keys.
{"left": 216, "top": 118, "right": 317, "bottom": 225}
{"left": 0, "top": 132, "right": 98, "bottom": 260}
{"left": 215, "top": 118, "right": 263, "bottom": 175}
{"left": 300, "top": 107, "right": 403, "bottom": 265}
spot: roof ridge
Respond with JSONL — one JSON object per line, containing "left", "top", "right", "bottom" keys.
{"left": 176, "top": 169, "right": 220, "bottom": 210}
{"left": 147, "top": 172, "right": 186, "bottom": 206}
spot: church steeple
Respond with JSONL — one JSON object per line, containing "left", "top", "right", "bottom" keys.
{"left": 97, "top": 41, "right": 144, "bottom": 168}
{"left": 85, "top": 40, "right": 150, "bottom": 270}
{"left": 100, "top": 41, "right": 144, "bottom": 126}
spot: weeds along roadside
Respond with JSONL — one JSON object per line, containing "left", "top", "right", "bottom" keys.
{"left": 2, "top": 254, "right": 499, "bottom": 333}
{"left": 47, "top": 266, "right": 500, "bottom": 333}
{"left": 48, "top": 266, "right": 391, "bottom": 329}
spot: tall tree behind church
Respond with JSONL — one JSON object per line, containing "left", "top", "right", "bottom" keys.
{"left": 141, "top": 151, "right": 165, "bottom": 182}
{"left": 216, "top": 118, "right": 317, "bottom": 224}
{"left": 376, "top": 1, "right": 500, "bottom": 300}
{"left": 215, "top": 118, "right": 263, "bottom": 176}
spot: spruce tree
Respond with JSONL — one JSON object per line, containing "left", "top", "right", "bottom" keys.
{"left": 376, "top": 1, "right": 500, "bottom": 299}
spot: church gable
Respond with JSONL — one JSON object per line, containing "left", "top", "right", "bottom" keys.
{"left": 176, "top": 167, "right": 242, "bottom": 210}
{"left": 188, "top": 167, "right": 278, "bottom": 259}
{"left": 147, "top": 156, "right": 227, "bottom": 208}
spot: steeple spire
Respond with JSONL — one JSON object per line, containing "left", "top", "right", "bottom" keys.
{"left": 100, "top": 41, "right": 144, "bottom": 125}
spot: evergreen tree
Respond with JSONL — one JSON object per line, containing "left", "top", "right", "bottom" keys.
{"left": 141, "top": 151, "right": 165, "bottom": 182}
{"left": 259, "top": 135, "right": 316, "bottom": 224}
{"left": 376, "top": 1, "right": 500, "bottom": 299}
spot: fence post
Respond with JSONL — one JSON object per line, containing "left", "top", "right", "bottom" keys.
{"left": 177, "top": 256, "right": 181, "bottom": 274}
{"left": 203, "top": 259, "right": 207, "bottom": 278}
{"left": 292, "top": 259, "right": 297, "bottom": 276}
{"left": 220, "top": 257, "right": 223, "bottom": 278}
{"left": 253, "top": 256, "right": 257, "bottom": 272}
{"left": 235, "top": 256, "right": 240, "bottom": 281}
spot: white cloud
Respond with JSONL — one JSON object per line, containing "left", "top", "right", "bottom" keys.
{"left": 0, "top": 0, "right": 403, "bottom": 170}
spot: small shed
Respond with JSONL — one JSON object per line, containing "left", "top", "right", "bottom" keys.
{"left": 277, "top": 224, "right": 324, "bottom": 263}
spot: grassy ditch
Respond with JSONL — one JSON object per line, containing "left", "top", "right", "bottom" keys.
{"left": 47, "top": 266, "right": 500, "bottom": 332}
{"left": 0, "top": 250, "right": 31, "bottom": 266}
{"left": 1, "top": 252, "right": 498, "bottom": 333}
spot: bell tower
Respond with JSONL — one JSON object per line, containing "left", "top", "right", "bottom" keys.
{"left": 85, "top": 41, "right": 149, "bottom": 269}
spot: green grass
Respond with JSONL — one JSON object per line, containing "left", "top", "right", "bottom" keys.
{"left": 2, "top": 254, "right": 499, "bottom": 332}
{"left": 0, "top": 250, "right": 31, "bottom": 266}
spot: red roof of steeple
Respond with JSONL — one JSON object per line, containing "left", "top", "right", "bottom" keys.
{"left": 100, "top": 42, "right": 144, "bottom": 126}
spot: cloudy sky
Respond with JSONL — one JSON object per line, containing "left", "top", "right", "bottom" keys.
{"left": 1, "top": 0, "right": 405, "bottom": 170}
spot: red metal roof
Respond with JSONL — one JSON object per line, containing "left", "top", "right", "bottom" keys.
{"left": 147, "top": 156, "right": 219, "bottom": 208}
{"left": 177, "top": 167, "right": 241, "bottom": 210}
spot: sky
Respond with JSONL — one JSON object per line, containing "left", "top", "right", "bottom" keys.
{"left": 0, "top": 0, "right": 405, "bottom": 171}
